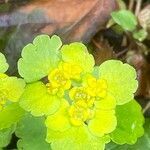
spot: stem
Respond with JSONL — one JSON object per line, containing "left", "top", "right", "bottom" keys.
{"left": 92, "top": 39, "right": 102, "bottom": 49}
{"left": 135, "top": 0, "right": 142, "bottom": 16}
{"left": 116, "top": 48, "right": 128, "bottom": 57}
{"left": 143, "top": 101, "right": 150, "bottom": 114}
{"left": 129, "top": 0, "right": 135, "bottom": 11}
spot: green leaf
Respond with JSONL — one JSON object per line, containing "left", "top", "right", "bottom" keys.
{"left": 19, "top": 81, "right": 61, "bottom": 116}
{"left": 0, "top": 126, "right": 15, "bottom": 148}
{"left": 61, "top": 42, "right": 95, "bottom": 74}
{"left": 46, "top": 125, "right": 110, "bottom": 150}
{"left": 89, "top": 94, "right": 117, "bottom": 137}
{"left": 15, "top": 113, "right": 51, "bottom": 150}
{"left": 45, "top": 100, "right": 71, "bottom": 132}
{"left": 111, "top": 10, "right": 137, "bottom": 31}
{"left": 51, "top": 136, "right": 108, "bottom": 150}
{"left": 0, "top": 52, "right": 9, "bottom": 73}
{"left": 110, "top": 100, "right": 144, "bottom": 145}
{"left": 0, "top": 77, "right": 25, "bottom": 102}
{"left": 95, "top": 94, "right": 116, "bottom": 110}
{"left": 106, "top": 118, "right": 150, "bottom": 150}
{"left": 133, "top": 29, "right": 148, "bottom": 42}
{"left": 18, "top": 35, "right": 62, "bottom": 83}
{"left": 98, "top": 60, "right": 138, "bottom": 105}
{"left": 0, "top": 103, "right": 25, "bottom": 130}
{"left": 88, "top": 110, "right": 116, "bottom": 137}
{"left": 106, "top": 142, "right": 128, "bottom": 150}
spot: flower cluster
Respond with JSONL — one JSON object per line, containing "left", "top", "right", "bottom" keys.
{"left": 17, "top": 35, "right": 139, "bottom": 150}
{"left": 45, "top": 62, "right": 116, "bottom": 135}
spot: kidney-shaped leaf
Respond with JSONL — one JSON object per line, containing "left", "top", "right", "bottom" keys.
{"left": 98, "top": 60, "right": 138, "bottom": 105}
{"left": 110, "top": 100, "right": 144, "bottom": 145}
{"left": 18, "top": 35, "right": 62, "bottom": 83}
{"left": 16, "top": 114, "right": 51, "bottom": 150}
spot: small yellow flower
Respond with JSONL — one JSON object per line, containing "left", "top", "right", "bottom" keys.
{"left": 59, "top": 62, "right": 82, "bottom": 80}
{"left": 85, "top": 75, "right": 107, "bottom": 98}
{"left": 46, "top": 83, "right": 58, "bottom": 94}
{"left": 48, "top": 68, "right": 71, "bottom": 90}
{"left": 46, "top": 83, "right": 64, "bottom": 97}
{"left": 68, "top": 102, "right": 94, "bottom": 126}
{"left": 69, "top": 87, "right": 94, "bottom": 107}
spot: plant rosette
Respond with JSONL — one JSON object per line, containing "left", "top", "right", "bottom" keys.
{"left": 18, "top": 35, "right": 144, "bottom": 150}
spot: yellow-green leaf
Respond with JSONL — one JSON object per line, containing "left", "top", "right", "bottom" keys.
{"left": 110, "top": 100, "right": 144, "bottom": 144}
{"left": 0, "top": 103, "right": 25, "bottom": 130}
{"left": 18, "top": 35, "right": 62, "bottom": 83}
{"left": 0, "top": 53, "right": 8, "bottom": 73}
{"left": 19, "top": 81, "right": 61, "bottom": 116}
{"left": 98, "top": 60, "right": 138, "bottom": 105}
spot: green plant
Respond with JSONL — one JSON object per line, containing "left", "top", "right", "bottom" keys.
{"left": 111, "top": 10, "right": 148, "bottom": 42}
{"left": 0, "top": 35, "right": 144, "bottom": 150}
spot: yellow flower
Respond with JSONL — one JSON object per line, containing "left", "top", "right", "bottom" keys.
{"left": 85, "top": 75, "right": 107, "bottom": 98}
{"left": 69, "top": 87, "right": 94, "bottom": 107}
{"left": 58, "top": 62, "right": 82, "bottom": 80}
{"left": 48, "top": 68, "right": 71, "bottom": 90}
{"left": 68, "top": 102, "right": 94, "bottom": 126}
{"left": 46, "top": 93, "right": 116, "bottom": 138}
{"left": 46, "top": 83, "right": 64, "bottom": 97}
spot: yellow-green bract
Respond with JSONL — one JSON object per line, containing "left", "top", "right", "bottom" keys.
{"left": 17, "top": 34, "right": 144, "bottom": 150}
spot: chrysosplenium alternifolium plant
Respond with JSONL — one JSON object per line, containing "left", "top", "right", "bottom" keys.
{"left": 0, "top": 35, "right": 144, "bottom": 150}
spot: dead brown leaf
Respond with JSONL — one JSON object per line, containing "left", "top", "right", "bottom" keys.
{"left": 138, "top": 4, "right": 150, "bottom": 35}
{"left": 126, "top": 51, "right": 150, "bottom": 99}
{"left": 0, "top": 0, "right": 117, "bottom": 43}
{"left": 92, "top": 35, "right": 114, "bottom": 65}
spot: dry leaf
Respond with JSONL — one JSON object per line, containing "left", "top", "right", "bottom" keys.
{"left": 0, "top": 0, "right": 117, "bottom": 43}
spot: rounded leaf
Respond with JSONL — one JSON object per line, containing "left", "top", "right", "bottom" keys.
{"left": 46, "top": 125, "right": 110, "bottom": 150}
{"left": 106, "top": 119, "right": 150, "bottom": 150}
{"left": 19, "top": 81, "right": 61, "bottom": 116}
{"left": 18, "top": 35, "right": 62, "bottom": 83}
{"left": 15, "top": 114, "right": 51, "bottom": 150}
{"left": 95, "top": 94, "right": 116, "bottom": 110}
{"left": 98, "top": 60, "right": 138, "bottom": 105}
{"left": 0, "top": 126, "right": 15, "bottom": 148}
{"left": 61, "top": 42, "right": 95, "bottom": 74}
{"left": 110, "top": 100, "right": 144, "bottom": 145}
{"left": 45, "top": 100, "right": 71, "bottom": 132}
{"left": 0, "top": 77, "right": 25, "bottom": 102}
{"left": 111, "top": 10, "right": 137, "bottom": 31}
{"left": 0, "top": 103, "right": 25, "bottom": 130}
{"left": 88, "top": 110, "right": 117, "bottom": 137}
